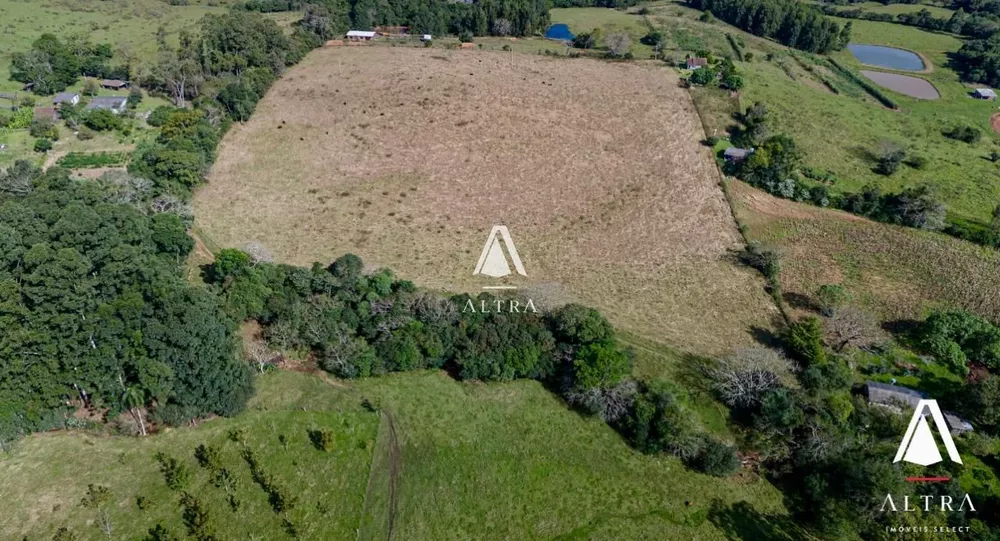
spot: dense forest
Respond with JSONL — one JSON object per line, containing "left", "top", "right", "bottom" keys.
{"left": 687, "top": 0, "right": 850, "bottom": 53}
{"left": 237, "top": 0, "right": 549, "bottom": 37}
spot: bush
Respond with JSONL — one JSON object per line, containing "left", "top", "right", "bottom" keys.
{"left": 689, "top": 67, "right": 717, "bottom": 86}
{"left": 128, "top": 87, "right": 143, "bottom": 109}
{"left": 84, "top": 108, "right": 123, "bottom": 131}
{"left": 308, "top": 429, "right": 335, "bottom": 451}
{"left": 571, "top": 341, "right": 632, "bottom": 390}
{"left": 76, "top": 127, "right": 95, "bottom": 140}
{"left": 147, "top": 105, "right": 178, "bottom": 127}
{"left": 155, "top": 452, "right": 192, "bottom": 491}
{"left": 693, "top": 438, "right": 740, "bottom": 477}
{"left": 6, "top": 107, "right": 33, "bottom": 129}
{"left": 459, "top": 31, "right": 473, "bottom": 43}
{"left": 816, "top": 284, "right": 849, "bottom": 316}
{"left": 33, "top": 138, "right": 53, "bottom": 153}
{"left": 29, "top": 118, "right": 58, "bottom": 140}
{"left": 786, "top": 317, "right": 827, "bottom": 365}
{"left": 943, "top": 124, "right": 982, "bottom": 144}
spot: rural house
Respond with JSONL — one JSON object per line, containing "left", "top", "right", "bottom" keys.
{"left": 346, "top": 30, "right": 377, "bottom": 41}
{"left": 100, "top": 79, "right": 129, "bottom": 90}
{"left": 723, "top": 147, "right": 753, "bottom": 163}
{"left": 52, "top": 92, "right": 80, "bottom": 106}
{"left": 686, "top": 57, "right": 708, "bottom": 70}
{"left": 864, "top": 381, "right": 925, "bottom": 410}
{"left": 85, "top": 96, "right": 128, "bottom": 114}
{"left": 973, "top": 88, "right": 997, "bottom": 100}
{"left": 33, "top": 107, "right": 58, "bottom": 122}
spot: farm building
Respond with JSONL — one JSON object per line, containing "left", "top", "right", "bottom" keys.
{"left": 85, "top": 96, "right": 128, "bottom": 114}
{"left": 686, "top": 57, "right": 708, "bottom": 70}
{"left": 52, "top": 92, "right": 80, "bottom": 106}
{"left": 422, "top": 34, "right": 432, "bottom": 42}
{"left": 346, "top": 30, "right": 377, "bottom": 41}
{"left": 864, "top": 381, "right": 925, "bottom": 410}
{"left": 973, "top": 88, "right": 997, "bottom": 100}
{"left": 100, "top": 79, "right": 129, "bottom": 90}
{"left": 33, "top": 107, "right": 58, "bottom": 121}
{"left": 723, "top": 147, "right": 753, "bottom": 163}
{"left": 943, "top": 411, "right": 974, "bottom": 436}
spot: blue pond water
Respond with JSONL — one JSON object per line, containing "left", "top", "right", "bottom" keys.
{"left": 848, "top": 44, "right": 925, "bottom": 71}
{"left": 545, "top": 24, "right": 575, "bottom": 41}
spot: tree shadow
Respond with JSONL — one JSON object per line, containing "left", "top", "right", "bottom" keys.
{"left": 749, "top": 324, "right": 784, "bottom": 349}
{"left": 881, "top": 318, "right": 920, "bottom": 338}
{"left": 847, "top": 145, "right": 876, "bottom": 164}
{"left": 707, "top": 499, "right": 805, "bottom": 541}
{"left": 782, "top": 292, "right": 818, "bottom": 313}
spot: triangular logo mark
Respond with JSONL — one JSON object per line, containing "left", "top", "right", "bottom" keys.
{"left": 893, "top": 399, "right": 962, "bottom": 466}
{"left": 473, "top": 226, "right": 526, "bottom": 278}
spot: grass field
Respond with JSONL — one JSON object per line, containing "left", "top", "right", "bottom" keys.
{"left": 0, "top": 0, "right": 235, "bottom": 93}
{"left": 0, "top": 369, "right": 799, "bottom": 540}
{"left": 728, "top": 179, "right": 1000, "bottom": 324}
{"left": 0, "top": 371, "right": 380, "bottom": 540}
{"left": 688, "top": 15, "right": 1000, "bottom": 224}
{"left": 196, "top": 46, "right": 778, "bottom": 355}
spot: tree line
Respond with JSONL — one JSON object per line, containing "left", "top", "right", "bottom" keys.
{"left": 687, "top": 0, "right": 850, "bottom": 53}
{"left": 208, "top": 249, "right": 742, "bottom": 476}
{"left": 823, "top": 5, "right": 1000, "bottom": 39}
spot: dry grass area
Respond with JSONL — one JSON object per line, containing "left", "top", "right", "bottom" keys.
{"left": 196, "top": 47, "right": 777, "bottom": 354}
{"left": 730, "top": 180, "right": 1000, "bottom": 323}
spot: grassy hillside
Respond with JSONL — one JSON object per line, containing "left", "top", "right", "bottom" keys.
{"left": 0, "top": 369, "right": 799, "bottom": 540}
{"left": 729, "top": 179, "right": 1000, "bottom": 324}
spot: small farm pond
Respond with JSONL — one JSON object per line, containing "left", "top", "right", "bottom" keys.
{"left": 848, "top": 44, "right": 925, "bottom": 71}
{"left": 545, "top": 24, "right": 575, "bottom": 41}
{"left": 861, "top": 70, "right": 940, "bottom": 99}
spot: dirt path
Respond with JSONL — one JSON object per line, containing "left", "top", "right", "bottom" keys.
{"left": 385, "top": 411, "right": 401, "bottom": 541}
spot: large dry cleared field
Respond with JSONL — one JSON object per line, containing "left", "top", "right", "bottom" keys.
{"left": 196, "top": 47, "right": 777, "bottom": 354}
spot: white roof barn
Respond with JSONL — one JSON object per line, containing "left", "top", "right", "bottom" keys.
{"left": 974, "top": 88, "right": 997, "bottom": 99}
{"left": 346, "top": 30, "right": 377, "bottom": 39}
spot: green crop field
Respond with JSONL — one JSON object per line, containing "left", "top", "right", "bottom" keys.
{"left": 0, "top": 368, "right": 798, "bottom": 540}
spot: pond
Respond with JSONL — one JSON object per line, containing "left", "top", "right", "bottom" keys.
{"left": 545, "top": 24, "right": 575, "bottom": 41}
{"left": 861, "top": 70, "right": 940, "bottom": 99}
{"left": 848, "top": 44, "right": 925, "bottom": 71}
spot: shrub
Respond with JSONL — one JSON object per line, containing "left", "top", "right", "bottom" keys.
{"left": 194, "top": 443, "right": 223, "bottom": 471}
{"left": 84, "top": 108, "right": 123, "bottom": 131}
{"left": 905, "top": 155, "right": 928, "bottom": 169}
{"left": 459, "top": 31, "right": 473, "bottom": 43}
{"left": 693, "top": 438, "right": 740, "bottom": 477}
{"left": 29, "top": 118, "right": 58, "bottom": 140}
{"left": 155, "top": 452, "right": 192, "bottom": 491}
{"left": 571, "top": 340, "right": 632, "bottom": 390}
{"left": 128, "top": 87, "right": 143, "bottom": 108}
{"left": 7, "top": 107, "right": 33, "bottom": 129}
{"left": 816, "top": 284, "right": 849, "bottom": 316}
{"left": 76, "top": 127, "right": 95, "bottom": 140}
{"left": 308, "top": 429, "right": 335, "bottom": 451}
{"left": 33, "top": 138, "right": 53, "bottom": 153}
{"left": 147, "top": 105, "right": 178, "bottom": 127}
{"left": 786, "top": 317, "right": 827, "bottom": 365}
{"left": 943, "top": 124, "right": 982, "bottom": 144}
{"left": 689, "top": 67, "right": 717, "bottom": 86}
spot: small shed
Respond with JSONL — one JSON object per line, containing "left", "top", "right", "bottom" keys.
{"left": 973, "top": 88, "right": 997, "bottom": 100}
{"left": 346, "top": 30, "right": 377, "bottom": 41}
{"left": 687, "top": 57, "right": 708, "bottom": 70}
{"left": 864, "top": 381, "right": 926, "bottom": 410}
{"left": 100, "top": 79, "right": 129, "bottom": 90}
{"left": 34, "top": 107, "right": 59, "bottom": 121}
{"left": 85, "top": 96, "right": 128, "bottom": 114}
{"left": 943, "top": 411, "right": 974, "bottom": 436}
{"left": 52, "top": 92, "right": 80, "bottom": 106}
{"left": 421, "top": 34, "right": 432, "bottom": 42}
{"left": 723, "top": 147, "right": 753, "bottom": 163}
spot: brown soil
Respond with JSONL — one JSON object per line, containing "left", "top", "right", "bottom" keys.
{"left": 197, "top": 47, "right": 777, "bottom": 354}
{"left": 991, "top": 112, "right": 1000, "bottom": 134}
